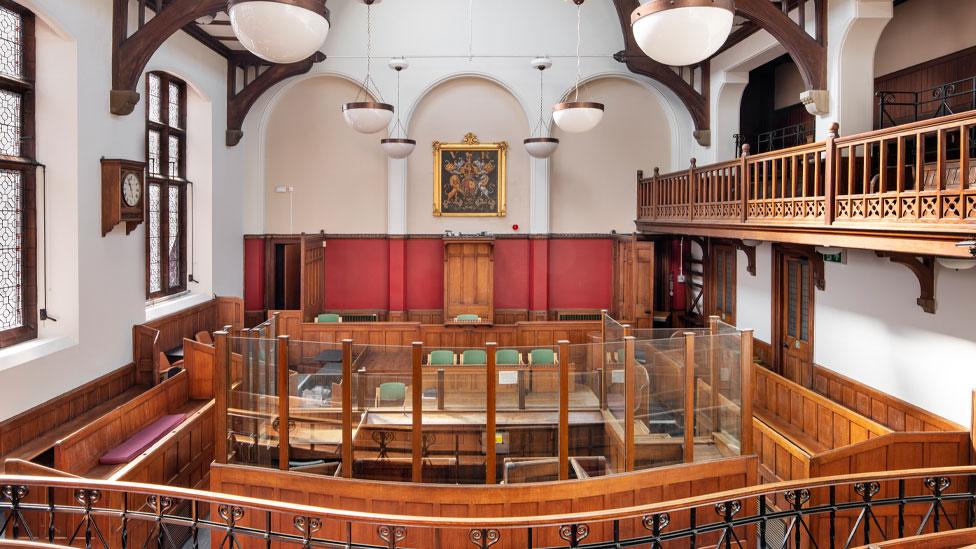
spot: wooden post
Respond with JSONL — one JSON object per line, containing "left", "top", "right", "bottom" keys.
{"left": 708, "top": 316, "right": 720, "bottom": 438}
{"left": 437, "top": 369, "right": 445, "bottom": 411}
{"left": 970, "top": 389, "right": 976, "bottom": 465}
{"left": 276, "top": 335, "right": 290, "bottom": 471}
{"left": 740, "top": 144, "right": 750, "bottom": 223}
{"left": 636, "top": 170, "right": 644, "bottom": 221}
{"left": 688, "top": 158, "right": 698, "bottom": 220}
{"left": 517, "top": 369, "right": 526, "bottom": 410}
{"left": 557, "top": 340, "right": 570, "bottom": 480}
{"left": 485, "top": 343, "right": 497, "bottom": 484}
{"left": 824, "top": 123, "right": 839, "bottom": 226}
{"left": 411, "top": 342, "right": 423, "bottom": 483}
{"left": 739, "top": 330, "right": 755, "bottom": 456}
{"left": 272, "top": 311, "right": 281, "bottom": 338}
{"left": 341, "top": 339, "right": 353, "bottom": 478}
{"left": 651, "top": 167, "right": 659, "bottom": 219}
{"left": 683, "top": 332, "right": 696, "bottom": 464}
{"left": 214, "top": 331, "right": 229, "bottom": 464}
{"left": 600, "top": 309, "right": 608, "bottom": 409}
{"left": 623, "top": 324, "right": 632, "bottom": 338}
{"left": 624, "top": 336, "right": 636, "bottom": 472}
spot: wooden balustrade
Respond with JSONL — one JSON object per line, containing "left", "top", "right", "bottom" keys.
{"left": 638, "top": 112, "right": 976, "bottom": 236}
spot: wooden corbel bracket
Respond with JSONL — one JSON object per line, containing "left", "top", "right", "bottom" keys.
{"left": 875, "top": 252, "right": 936, "bottom": 314}
{"left": 736, "top": 241, "right": 757, "bottom": 276}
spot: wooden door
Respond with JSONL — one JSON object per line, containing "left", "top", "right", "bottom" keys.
{"left": 708, "top": 244, "right": 736, "bottom": 324}
{"left": 611, "top": 237, "right": 654, "bottom": 328}
{"left": 282, "top": 243, "right": 301, "bottom": 310}
{"left": 777, "top": 251, "right": 814, "bottom": 386}
{"left": 443, "top": 239, "right": 494, "bottom": 323}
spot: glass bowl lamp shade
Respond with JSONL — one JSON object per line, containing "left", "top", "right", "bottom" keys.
{"left": 936, "top": 257, "right": 976, "bottom": 270}
{"left": 342, "top": 101, "right": 394, "bottom": 134}
{"left": 553, "top": 101, "right": 605, "bottom": 133}
{"left": 381, "top": 138, "right": 416, "bottom": 159}
{"left": 228, "top": 0, "right": 330, "bottom": 64}
{"left": 631, "top": 0, "right": 734, "bottom": 67}
{"left": 524, "top": 137, "right": 559, "bottom": 159}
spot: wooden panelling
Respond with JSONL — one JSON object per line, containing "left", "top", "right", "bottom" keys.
{"left": 611, "top": 237, "right": 654, "bottom": 328}
{"left": 210, "top": 455, "right": 758, "bottom": 549}
{"left": 301, "top": 234, "right": 326, "bottom": 323}
{"left": 812, "top": 365, "right": 964, "bottom": 432}
{"left": 753, "top": 417, "right": 811, "bottom": 483}
{"left": 183, "top": 339, "right": 216, "bottom": 400}
{"left": 874, "top": 46, "right": 976, "bottom": 127}
{"left": 0, "top": 364, "right": 138, "bottom": 458}
{"left": 753, "top": 338, "right": 773, "bottom": 366}
{"left": 53, "top": 371, "right": 193, "bottom": 478}
{"left": 753, "top": 364, "right": 890, "bottom": 452}
{"left": 494, "top": 308, "right": 529, "bottom": 324}
{"left": 809, "top": 431, "right": 970, "bottom": 478}
{"left": 406, "top": 309, "right": 444, "bottom": 324}
{"left": 443, "top": 239, "right": 494, "bottom": 323}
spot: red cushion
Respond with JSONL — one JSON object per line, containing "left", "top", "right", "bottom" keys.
{"left": 99, "top": 413, "right": 187, "bottom": 465}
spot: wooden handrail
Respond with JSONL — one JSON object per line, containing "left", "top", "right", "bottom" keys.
{"left": 5, "top": 465, "right": 976, "bottom": 529}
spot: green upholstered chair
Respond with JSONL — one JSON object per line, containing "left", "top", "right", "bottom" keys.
{"left": 528, "top": 348, "right": 557, "bottom": 365}
{"left": 375, "top": 382, "right": 406, "bottom": 406}
{"left": 496, "top": 349, "right": 521, "bottom": 365}
{"left": 461, "top": 349, "right": 487, "bottom": 365}
{"left": 315, "top": 313, "right": 342, "bottom": 323}
{"left": 428, "top": 350, "right": 455, "bottom": 366}
{"left": 455, "top": 314, "right": 481, "bottom": 322}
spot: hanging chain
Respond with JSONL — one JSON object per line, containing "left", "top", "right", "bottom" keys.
{"left": 533, "top": 68, "right": 545, "bottom": 137}
{"left": 392, "top": 69, "right": 404, "bottom": 137}
{"left": 574, "top": 1, "right": 582, "bottom": 102}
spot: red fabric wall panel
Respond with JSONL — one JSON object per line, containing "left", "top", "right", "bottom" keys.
{"left": 548, "top": 239, "right": 613, "bottom": 309}
{"left": 493, "top": 239, "right": 530, "bottom": 309}
{"left": 405, "top": 239, "right": 444, "bottom": 310}
{"left": 324, "top": 239, "right": 389, "bottom": 310}
{"left": 243, "top": 238, "right": 265, "bottom": 310}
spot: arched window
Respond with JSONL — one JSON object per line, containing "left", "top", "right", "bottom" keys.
{"left": 0, "top": 1, "right": 36, "bottom": 347}
{"left": 145, "top": 71, "right": 187, "bottom": 299}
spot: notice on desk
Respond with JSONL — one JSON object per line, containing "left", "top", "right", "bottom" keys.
{"left": 498, "top": 371, "right": 518, "bottom": 385}
{"left": 611, "top": 369, "right": 625, "bottom": 384}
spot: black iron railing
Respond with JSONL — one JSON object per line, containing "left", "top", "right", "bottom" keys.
{"left": 878, "top": 76, "right": 976, "bottom": 129}
{"left": 3, "top": 467, "right": 976, "bottom": 548}
{"left": 734, "top": 123, "right": 815, "bottom": 157}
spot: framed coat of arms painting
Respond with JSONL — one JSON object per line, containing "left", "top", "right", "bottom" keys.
{"left": 433, "top": 133, "right": 507, "bottom": 217}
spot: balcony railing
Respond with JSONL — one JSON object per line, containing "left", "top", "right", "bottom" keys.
{"left": 734, "top": 123, "right": 816, "bottom": 157}
{"left": 638, "top": 111, "right": 976, "bottom": 232}
{"left": 878, "top": 76, "right": 976, "bottom": 129}
{"left": 3, "top": 466, "right": 976, "bottom": 548}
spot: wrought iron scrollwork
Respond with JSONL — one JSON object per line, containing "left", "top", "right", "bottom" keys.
{"left": 714, "top": 500, "right": 743, "bottom": 548}
{"left": 216, "top": 504, "right": 245, "bottom": 549}
{"left": 854, "top": 481, "right": 881, "bottom": 500}
{"left": 558, "top": 523, "right": 589, "bottom": 547}
{"left": 469, "top": 528, "right": 500, "bottom": 548}
{"left": 0, "top": 485, "right": 31, "bottom": 540}
{"left": 294, "top": 516, "right": 322, "bottom": 548}
{"left": 377, "top": 524, "right": 407, "bottom": 548}
{"left": 68, "top": 489, "right": 107, "bottom": 549}
{"left": 785, "top": 488, "right": 811, "bottom": 506}
{"left": 373, "top": 430, "right": 396, "bottom": 460}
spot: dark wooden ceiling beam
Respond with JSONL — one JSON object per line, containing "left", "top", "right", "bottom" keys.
{"left": 226, "top": 52, "right": 327, "bottom": 147}
{"left": 734, "top": 0, "right": 826, "bottom": 91}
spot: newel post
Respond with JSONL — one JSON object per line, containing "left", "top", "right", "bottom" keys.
{"left": 824, "top": 122, "right": 840, "bottom": 226}
{"left": 214, "top": 330, "right": 229, "bottom": 464}
{"left": 637, "top": 170, "right": 644, "bottom": 221}
{"left": 740, "top": 144, "right": 750, "bottom": 223}
{"left": 651, "top": 167, "right": 660, "bottom": 219}
{"left": 688, "top": 158, "right": 698, "bottom": 221}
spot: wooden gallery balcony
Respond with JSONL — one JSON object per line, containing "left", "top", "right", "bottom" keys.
{"left": 637, "top": 112, "right": 976, "bottom": 257}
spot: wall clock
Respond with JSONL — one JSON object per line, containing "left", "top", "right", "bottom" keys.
{"left": 101, "top": 158, "right": 147, "bottom": 236}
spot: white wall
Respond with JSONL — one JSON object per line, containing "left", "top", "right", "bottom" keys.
{"left": 0, "top": 0, "right": 243, "bottom": 421}
{"left": 735, "top": 245, "right": 976, "bottom": 428}
{"left": 875, "top": 0, "right": 976, "bottom": 77}
{"left": 245, "top": 0, "right": 693, "bottom": 236}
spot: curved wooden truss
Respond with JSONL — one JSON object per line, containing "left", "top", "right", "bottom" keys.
{"left": 611, "top": 0, "right": 827, "bottom": 141}
{"left": 111, "top": 0, "right": 325, "bottom": 146}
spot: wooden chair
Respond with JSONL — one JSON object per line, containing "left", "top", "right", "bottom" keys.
{"left": 496, "top": 349, "right": 522, "bottom": 365}
{"left": 157, "top": 352, "right": 182, "bottom": 381}
{"left": 460, "top": 349, "right": 486, "bottom": 365}
{"left": 315, "top": 313, "right": 342, "bottom": 323}
{"left": 527, "top": 348, "right": 557, "bottom": 365}
{"left": 374, "top": 382, "right": 407, "bottom": 406}
{"left": 428, "top": 350, "right": 456, "bottom": 366}
{"left": 194, "top": 330, "right": 214, "bottom": 345}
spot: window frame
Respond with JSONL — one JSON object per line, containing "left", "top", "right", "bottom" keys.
{"left": 144, "top": 71, "right": 188, "bottom": 300}
{"left": 0, "top": 0, "right": 37, "bottom": 349}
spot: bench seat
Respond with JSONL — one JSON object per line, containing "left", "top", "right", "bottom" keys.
{"left": 98, "top": 413, "right": 187, "bottom": 465}
{"left": 754, "top": 408, "right": 828, "bottom": 455}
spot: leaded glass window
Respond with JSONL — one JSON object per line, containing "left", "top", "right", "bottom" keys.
{"left": 145, "top": 72, "right": 186, "bottom": 299}
{"left": 0, "top": 2, "right": 36, "bottom": 347}
{"left": 710, "top": 244, "right": 736, "bottom": 324}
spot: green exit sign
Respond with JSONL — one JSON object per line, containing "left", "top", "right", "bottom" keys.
{"left": 822, "top": 251, "right": 845, "bottom": 264}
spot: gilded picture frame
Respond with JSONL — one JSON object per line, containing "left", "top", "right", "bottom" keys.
{"left": 433, "top": 133, "right": 507, "bottom": 217}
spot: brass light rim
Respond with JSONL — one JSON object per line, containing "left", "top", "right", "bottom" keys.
{"left": 553, "top": 101, "right": 605, "bottom": 112}
{"left": 380, "top": 138, "right": 417, "bottom": 145}
{"left": 631, "top": 0, "right": 734, "bottom": 25}
{"left": 228, "top": 0, "right": 331, "bottom": 20}
{"left": 342, "top": 102, "right": 395, "bottom": 112}
{"left": 523, "top": 137, "right": 560, "bottom": 144}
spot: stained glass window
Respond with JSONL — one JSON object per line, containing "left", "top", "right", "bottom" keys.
{"left": 0, "top": 4, "right": 34, "bottom": 347}
{"left": 145, "top": 72, "right": 187, "bottom": 299}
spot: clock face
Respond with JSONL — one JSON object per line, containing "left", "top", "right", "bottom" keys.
{"left": 122, "top": 172, "right": 142, "bottom": 208}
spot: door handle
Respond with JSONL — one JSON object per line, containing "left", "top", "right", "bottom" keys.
{"left": 782, "top": 343, "right": 789, "bottom": 349}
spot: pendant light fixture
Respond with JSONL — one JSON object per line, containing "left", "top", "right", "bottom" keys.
{"left": 228, "top": 0, "right": 330, "bottom": 64}
{"left": 342, "top": 0, "right": 395, "bottom": 134}
{"left": 381, "top": 58, "right": 416, "bottom": 159}
{"left": 553, "top": 0, "right": 604, "bottom": 134}
{"left": 631, "top": 0, "right": 735, "bottom": 67}
{"left": 524, "top": 57, "right": 559, "bottom": 159}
